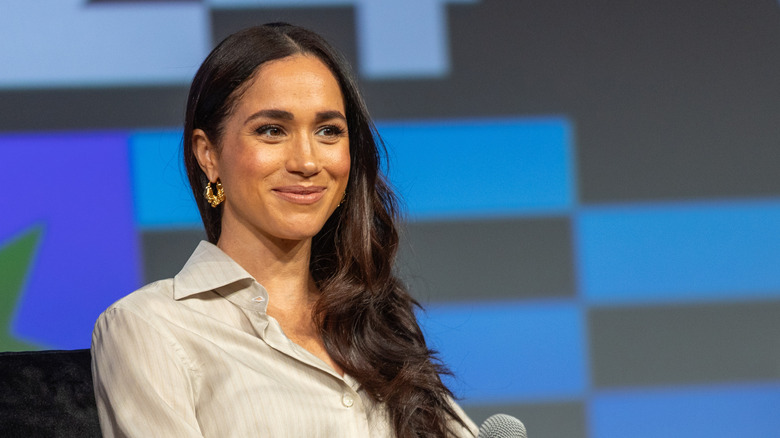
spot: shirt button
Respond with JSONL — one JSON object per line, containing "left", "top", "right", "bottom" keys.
{"left": 342, "top": 393, "right": 354, "bottom": 408}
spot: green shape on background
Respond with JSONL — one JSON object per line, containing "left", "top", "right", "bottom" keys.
{"left": 0, "top": 226, "right": 44, "bottom": 351}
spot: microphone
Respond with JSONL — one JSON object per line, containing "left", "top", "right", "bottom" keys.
{"left": 477, "top": 414, "right": 527, "bottom": 438}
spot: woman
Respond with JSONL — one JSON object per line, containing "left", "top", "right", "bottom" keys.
{"left": 92, "top": 23, "right": 477, "bottom": 437}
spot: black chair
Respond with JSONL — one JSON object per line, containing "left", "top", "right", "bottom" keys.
{"left": 0, "top": 349, "right": 100, "bottom": 437}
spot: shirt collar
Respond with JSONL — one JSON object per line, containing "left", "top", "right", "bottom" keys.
{"left": 173, "top": 241, "right": 269, "bottom": 312}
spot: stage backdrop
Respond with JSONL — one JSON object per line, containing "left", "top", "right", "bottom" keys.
{"left": 2, "top": 1, "right": 780, "bottom": 436}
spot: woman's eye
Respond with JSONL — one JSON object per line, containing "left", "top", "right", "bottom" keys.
{"left": 317, "top": 125, "right": 346, "bottom": 138}
{"left": 256, "top": 125, "right": 284, "bottom": 137}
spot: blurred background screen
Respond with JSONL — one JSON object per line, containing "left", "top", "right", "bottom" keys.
{"left": 2, "top": 1, "right": 780, "bottom": 436}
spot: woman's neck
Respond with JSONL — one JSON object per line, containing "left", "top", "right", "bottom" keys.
{"left": 217, "top": 221, "right": 341, "bottom": 375}
{"left": 216, "top": 222, "right": 316, "bottom": 309}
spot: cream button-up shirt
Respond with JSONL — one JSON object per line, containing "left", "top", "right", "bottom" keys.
{"left": 91, "top": 241, "right": 478, "bottom": 437}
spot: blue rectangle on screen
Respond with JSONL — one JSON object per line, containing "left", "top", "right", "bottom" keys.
{"left": 130, "top": 130, "right": 202, "bottom": 228}
{"left": 576, "top": 199, "right": 780, "bottom": 305}
{"left": 418, "top": 300, "right": 587, "bottom": 403}
{"left": 3, "top": 131, "right": 140, "bottom": 349}
{"left": 377, "top": 118, "right": 574, "bottom": 220}
{"left": 589, "top": 382, "right": 780, "bottom": 438}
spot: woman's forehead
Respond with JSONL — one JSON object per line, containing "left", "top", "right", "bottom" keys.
{"left": 232, "top": 55, "right": 346, "bottom": 117}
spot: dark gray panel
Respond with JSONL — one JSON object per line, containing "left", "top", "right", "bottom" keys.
{"left": 362, "top": 0, "right": 780, "bottom": 202}
{"left": 0, "top": 86, "right": 188, "bottom": 131}
{"left": 210, "top": 6, "right": 358, "bottom": 71}
{"left": 398, "top": 217, "right": 574, "bottom": 303}
{"left": 590, "top": 301, "right": 780, "bottom": 388}
{"left": 464, "top": 401, "right": 586, "bottom": 438}
{"left": 141, "top": 229, "right": 206, "bottom": 284}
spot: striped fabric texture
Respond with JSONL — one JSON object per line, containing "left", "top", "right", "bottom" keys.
{"left": 91, "top": 241, "right": 478, "bottom": 437}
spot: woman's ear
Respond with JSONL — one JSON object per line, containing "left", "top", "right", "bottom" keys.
{"left": 193, "top": 129, "right": 220, "bottom": 182}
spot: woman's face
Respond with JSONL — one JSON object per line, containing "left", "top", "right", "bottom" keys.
{"left": 194, "top": 54, "right": 350, "bottom": 244}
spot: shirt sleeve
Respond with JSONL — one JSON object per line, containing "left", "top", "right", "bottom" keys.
{"left": 91, "top": 307, "right": 203, "bottom": 438}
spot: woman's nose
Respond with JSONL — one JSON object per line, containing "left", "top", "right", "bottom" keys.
{"left": 285, "top": 134, "right": 321, "bottom": 177}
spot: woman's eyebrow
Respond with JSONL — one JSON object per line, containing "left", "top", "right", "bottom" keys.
{"left": 244, "top": 109, "right": 346, "bottom": 125}
{"left": 315, "top": 110, "right": 347, "bottom": 123}
{"left": 244, "top": 109, "right": 294, "bottom": 124}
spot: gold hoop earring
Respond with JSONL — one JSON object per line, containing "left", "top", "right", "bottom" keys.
{"left": 204, "top": 180, "right": 225, "bottom": 207}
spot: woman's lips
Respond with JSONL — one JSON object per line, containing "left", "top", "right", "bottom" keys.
{"left": 272, "top": 186, "right": 326, "bottom": 205}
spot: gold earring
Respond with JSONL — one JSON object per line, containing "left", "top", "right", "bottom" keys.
{"left": 204, "top": 180, "right": 225, "bottom": 207}
{"left": 339, "top": 191, "right": 347, "bottom": 206}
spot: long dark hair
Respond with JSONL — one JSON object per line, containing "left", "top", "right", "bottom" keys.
{"left": 183, "top": 23, "right": 467, "bottom": 437}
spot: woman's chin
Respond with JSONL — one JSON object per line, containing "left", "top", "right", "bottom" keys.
{"left": 267, "top": 224, "right": 328, "bottom": 243}
{"left": 272, "top": 213, "right": 333, "bottom": 237}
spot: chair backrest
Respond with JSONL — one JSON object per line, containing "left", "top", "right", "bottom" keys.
{"left": 0, "top": 349, "right": 100, "bottom": 437}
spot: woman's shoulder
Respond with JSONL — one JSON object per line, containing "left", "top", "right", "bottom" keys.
{"left": 91, "top": 278, "right": 201, "bottom": 379}
{"left": 98, "top": 278, "right": 177, "bottom": 322}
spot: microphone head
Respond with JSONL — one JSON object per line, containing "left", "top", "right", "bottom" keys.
{"left": 477, "top": 413, "right": 527, "bottom": 438}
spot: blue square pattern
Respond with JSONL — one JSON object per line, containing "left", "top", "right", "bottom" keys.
{"left": 576, "top": 199, "right": 780, "bottom": 305}
{"left": 130, "top": 130, "right": 201, "bottom": 228}
{"left": 418, "top": 300, "right": 588, "bottom": 404}
{"left": 590, "top": 382, "right": 780, "bottom": 438}
{"left": 1, "top": 131, "right": 140, "bottom": 349}
{"left": 378, "top": 117, "right": 575, "bottom": 221}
